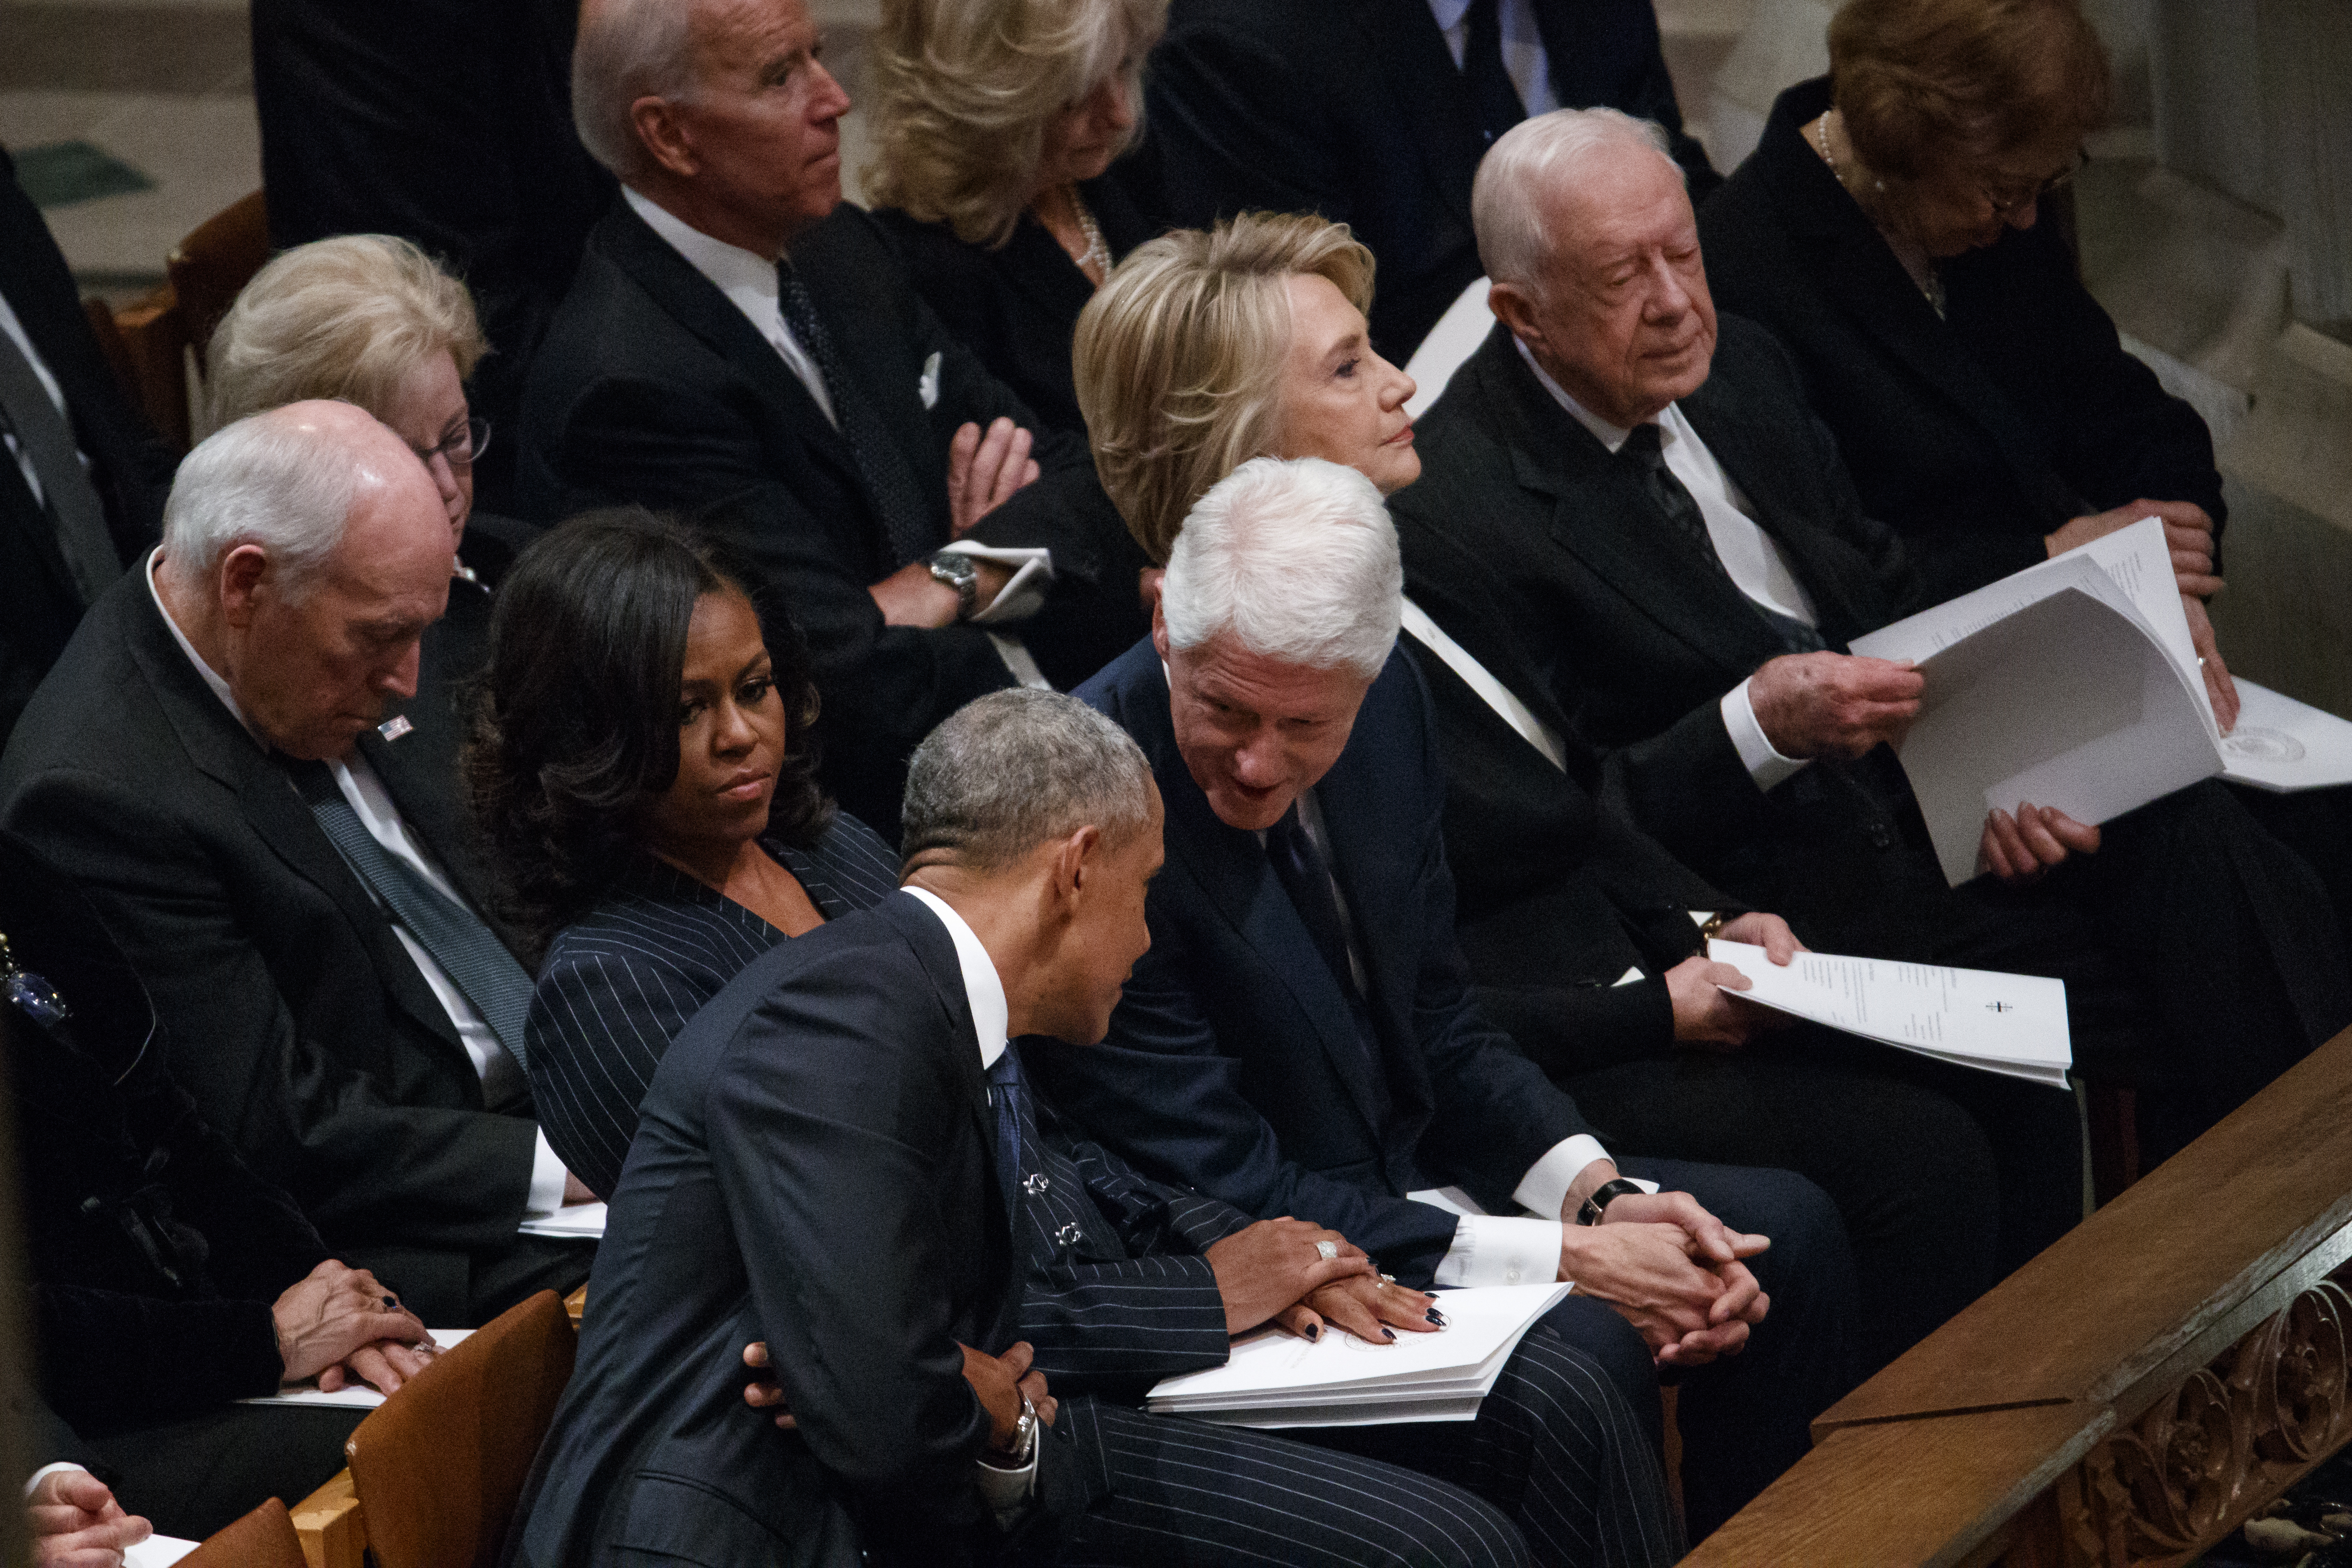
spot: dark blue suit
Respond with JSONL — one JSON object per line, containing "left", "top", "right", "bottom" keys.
{"left": 1053, "top": 639, "right": 1859, "bottom": 1536}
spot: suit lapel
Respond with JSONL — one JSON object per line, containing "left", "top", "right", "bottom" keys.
{"left": 1472, "top": 331, "right": 1784, "bottom": 678}
{"left": 1358, "top": 0, "right": 1488, "bottom": 232}
{"left": 597, "top": 200, "right": 862, "bottom": 487}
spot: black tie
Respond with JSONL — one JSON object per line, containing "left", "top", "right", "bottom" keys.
{"left": 1265, "top": 805, "right": 1393, "bottom": 1125}
{"left": 1463, "top": 0, "right": 1529, "bottom": 145}
{"left": 1619, "top": 423, "right": 1827, "bottom": 653}
{"left": 774, "top": 261, "right": 937, "bottom": 568}
{"left": 986, "top": 1045, "right": 1030, "bottom": 1229}
{"left": 286, "top": 757, "right": 538, "bottom": 1070}
{"left": 0, "top": 325, "right": 118, "bottom": 605}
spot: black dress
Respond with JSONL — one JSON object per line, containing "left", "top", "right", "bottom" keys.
{"left": 873, "top": 171, "right": 1157, "bottom": 438}
{"left": 523, "top": 812, "right": 902, "bottom": 1197}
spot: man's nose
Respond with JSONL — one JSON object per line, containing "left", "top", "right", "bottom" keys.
{"left": 1231, "top": 735, "right": 1286, "bottom": 785}
{"left": 378, "top": 641, "right": 422, "bottom": 701}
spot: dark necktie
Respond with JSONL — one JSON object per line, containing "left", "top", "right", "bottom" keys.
{"left": 1619, "top": 422, "right": 1827, "bottom": 653}
{"left": 773, "top": 261, "right": 936, "bottom": 569}
{"left": 286, "top": 757, "right": 537, "bottom": 1070}
{"left": 0, "top": 324, "right": 118, "bottom": 606}
{"left": 1265, "top": 805, "right": 1393, "bottom": 1125}
{"left": 1463, "top": 0, "right": 1529, "bottom": 145}
{"left": 986, "top": 1045, "right": 1030, "bottom": 1228}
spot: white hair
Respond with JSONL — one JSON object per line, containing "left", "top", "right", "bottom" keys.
{"left": 1473, "top": 107, "right": 1682, "bottom": 294}
{"left": 572, "top": 0, "right": 701, "bottom": 183}
{"left": 1161, "top": 457, "right": 1401, "bottom": 679}
{"left": 160, "top": 412, "right": 363, "bottom": 602}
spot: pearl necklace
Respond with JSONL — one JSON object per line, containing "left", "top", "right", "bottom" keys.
{"left": 1067, "top": 185, "right": 1111, "bottom": 282}
{"left": 1817, "top": 109, "right": 1945, "bottom": 317}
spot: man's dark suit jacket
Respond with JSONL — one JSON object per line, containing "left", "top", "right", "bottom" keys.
{"left": 1117, "top": 0, "right": 1717, "bottom": 361}
{"left": 505, "top": 894, "right": 1101, "bottom": 1568}
{"left": 0, "top": 571, "right": 543, "bottom": 1287}
{"left": 1400, "top": 623, "right": 1744, "bottom": 1076}
{"left": 874, "top": 172, "right": 1157, "bottom": 438}
{"left": 251, "top": 0, "right": 614, "bottom": 513}
{"left": 0, "top": 144, "right": 178, "bottom": 748}
{"left": 1699, "top": 78, "right": 2226, "bottom": 606}
{"left": 1044, "top": 639, "right": 1601, "bottom": 1287}
{"left": 1391, "top": 318, "right": 1944, "bottom": 947}
{"left": 518, "top": 197, "right": 1149, "bottom": 836}
{"left": 2, "top": 828, "right": 329, "bottom": 1433}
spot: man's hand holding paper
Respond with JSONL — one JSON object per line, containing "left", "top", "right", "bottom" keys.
{"left": 1750, "top": 652, "right": 1922, "bottom": 760}
{"left": 1669, "top": 912, "right": 1806, "bottom": 1050}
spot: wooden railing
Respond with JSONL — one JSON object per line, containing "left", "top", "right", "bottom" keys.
{"left": 1684, "top": 1024, "right": 2352, "bottom": 1567}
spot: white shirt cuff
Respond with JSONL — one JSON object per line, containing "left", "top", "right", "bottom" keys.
{"left": 975, "top": 1440, "right": 1040, "bottom": 1525}
{"left": 1512, "top": 1134, "right": 1615, "bottom": 1222}
{"left": 940, "top": 541, "right": 1054, "bottom": 624}
{"left": 23, "top": 1462, "right": 88, "bottom": 1499}
{"left": 1721, "top": 679, "right": 1813, "bottom": 791}
{"left": 1432, "top": 1214, "right": 1564, "bottom": 1288}
{"left": 525, "top": 1130, "right": 571, "bottom": 1216}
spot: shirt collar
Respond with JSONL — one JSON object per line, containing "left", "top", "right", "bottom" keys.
{"left": 901, "top": 886, "right": 1012, "bottom": 1071}
{"left": 623, "top": 185, "right": 782, "bottom": 313}
{"left": 1426, "top": 0, "right": 1473, "bottom": 30}
{"left": 1517, "top": 335, "right": 1659, "bottom": 453}
{"left": 146, "top": 547, "right": 265, "bottom": 745}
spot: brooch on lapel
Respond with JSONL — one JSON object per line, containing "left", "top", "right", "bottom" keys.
{"left": 378, "top": 715, "right": 414, "bottom": 742}
{"left": 918, "top": 351, "right": 942, "bottom": 410}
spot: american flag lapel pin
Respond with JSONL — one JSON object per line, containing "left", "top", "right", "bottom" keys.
{"left": 379, "top": 715, "right": 414, "bottom": 742}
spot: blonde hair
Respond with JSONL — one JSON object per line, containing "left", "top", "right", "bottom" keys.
{"left": 863, "top": 0, "right": 1166, "bottom": 247}
{"left": 1073, "top": 212, "right": 1376, "bottom": 564}
{"left": 205, "top": 235, "right": 488, "bottom": 432}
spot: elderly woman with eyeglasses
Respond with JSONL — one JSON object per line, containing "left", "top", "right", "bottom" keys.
{"left": 1698, "top": 0, "right": 2225, "bottom": 642}
{"left": 866, "top": 0, "right": 1165, "bottom": 437}
{"left": 1698, "top": 0, "right": 2352, "bottom": 950}
{"left": 205, "top": 234, "right": 538, "bottom": 587}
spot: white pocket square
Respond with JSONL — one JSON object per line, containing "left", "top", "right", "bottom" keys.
{"left": 918, "top": 351, "right": 942, "bottom": 410}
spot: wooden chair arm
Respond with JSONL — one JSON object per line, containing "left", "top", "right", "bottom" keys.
{"left": 289, "top": 1466, "right": 365, "bottom": 1568}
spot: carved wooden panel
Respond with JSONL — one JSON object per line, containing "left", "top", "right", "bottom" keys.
{"left": 2057, "top": 1258, "right": 2352, "bottom": 1566}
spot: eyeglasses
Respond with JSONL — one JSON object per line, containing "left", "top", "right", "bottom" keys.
{"left": 412, "top": 416, "right": 491, "bottom": 471}
{"left": 1982, "top": 148, "right": 2088, "bottom": 218}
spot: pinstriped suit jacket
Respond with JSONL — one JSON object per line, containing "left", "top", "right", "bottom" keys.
{"left": 524, "top": 813, "right": 902, "bottom": 1198}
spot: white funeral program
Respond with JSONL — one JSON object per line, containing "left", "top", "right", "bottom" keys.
{"left": 1849, "top": 516, "right": 2352, "bottom": 885}
{"left": 1146, "top": 1283, "right": 1572, "bottom": 1429}
{"left": 1707, "top": 940, "right": 2071, "bottom": 1088}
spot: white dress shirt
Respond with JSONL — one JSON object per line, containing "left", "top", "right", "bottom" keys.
{"left": 1516, "top": 342, "right": 1818, "bottom": 792}
{"left": 0, "top": 288, "right": 83, "bottom": 510}
{"left": 1426, "top": 0, "right": 1560, "bottom": 116}
{"left": 900, "top": 886, "right": 1042, "bottom": 1516}
{"left": 1280, "top": 787, "right": 1605, "bottom": 1287}
{"left": 146, "top": 551, "right": 569, "bottom": 1214}
{"left": 622, "top": 188, "right": 1056, "bottom": 666}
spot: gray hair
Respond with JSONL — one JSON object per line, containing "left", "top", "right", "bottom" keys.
{"left": 1473, "top": 107, "right": 1681, "bottom": 295}
{"left": 901, "top": 690, "right": 1155, "bottom": 871}
{"left": 160, "top": 412, "right": 364, "bottom": 602}
{"left": 573, "top": 0, "right": 701, "bottom": 183}
{"left": 1161, "top": 457, "right": 1400, "bottom": 679}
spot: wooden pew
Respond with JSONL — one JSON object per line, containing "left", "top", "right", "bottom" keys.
{"left": 1684, "top": 1023, "right": 2352, "bottom": 1566}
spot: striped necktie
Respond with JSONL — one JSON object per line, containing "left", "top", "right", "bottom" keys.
{"left": 986, "top": 1045, "right": 1030, "bottom": 1228}
{"left": 285, "top": 757, "right": 536, "bottom": 1071}
{"left": 774, "top": 261, "right": 936, "bottom": 568}
{"left": 0, "top": 324, "right": 118, "bottom": 605}
{"left": 1621, "top": 422, "right": 1826, "bottom": 653}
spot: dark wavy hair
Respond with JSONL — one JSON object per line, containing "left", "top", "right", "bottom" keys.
{"left": 465, "top": 507, "right": 832, "bottom": 962}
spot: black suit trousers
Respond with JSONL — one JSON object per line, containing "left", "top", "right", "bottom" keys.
{"left": 87, "top": 1405, "right": 365, "bottom": 1540}
{"left": 1559, "top": 1031, "right": 2080, "bottom": 1379}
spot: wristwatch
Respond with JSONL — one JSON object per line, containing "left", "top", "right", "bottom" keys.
{"left": 928, "top": 549, "right": 981, "bottom": 621}
{"left": 984, "top": 1391, "right": 1038, "bottom": 1468}
{"left": 1576, "top": 1178, "right": 1649, "bottom": 1227}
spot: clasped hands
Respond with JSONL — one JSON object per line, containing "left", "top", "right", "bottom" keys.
{"left": 272, "top": 1258, "right": 436, "bottom": 1395}
{"left": 1562, "top": 1180, "right": 1770, "bottom": 1368}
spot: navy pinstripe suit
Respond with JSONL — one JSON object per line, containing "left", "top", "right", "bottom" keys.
{"left": 523, "top": 813, "right": 901, "bottom": 1198}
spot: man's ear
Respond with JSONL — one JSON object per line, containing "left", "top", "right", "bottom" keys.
{"left": 631, "top": 96, "right": 700, "bottom": 180}
{"left": 1149, "top": 598, "right": 1170, "bottom": 664}
{"left": 1051, "top": 824, "right": 1104, "bottom": 913}
{"left": 218, "top": 545, "right": 270, "bottom": 629}
{"left": 1487, "top": 281, "right": 1545, "bottom": 358}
